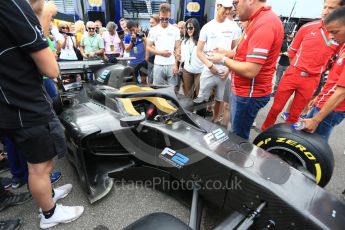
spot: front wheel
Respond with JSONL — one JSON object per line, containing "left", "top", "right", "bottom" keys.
{"left": 253, "top": 123, "right": 334, "bottom": 187}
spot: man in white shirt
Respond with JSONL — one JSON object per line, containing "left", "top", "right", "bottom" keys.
{"left": 147, "top": 3, "right": 181, "bottom": 86}
{"left": 195, "top": 0, "right": 239, "bottom": 123}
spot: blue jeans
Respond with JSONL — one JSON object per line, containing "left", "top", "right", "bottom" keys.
{"left": 43, "top": 78, "right": 58, "bottom": 99}
{"left": 231, "top": 94, "right": 270, "bottom": 140}
{"left": 3, "top": 137, "right": 28, "bottom": 183}
{"left": 306, "top": 106, "right": 345, "bottom": 142}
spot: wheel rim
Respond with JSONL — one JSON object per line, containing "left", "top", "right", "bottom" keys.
{"left": 266, "top": 146, "right": 307, "bottom": 169}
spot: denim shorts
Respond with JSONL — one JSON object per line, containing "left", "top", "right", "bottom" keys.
{"left": 3, "top": 117, "right": 67, "bottom": 164}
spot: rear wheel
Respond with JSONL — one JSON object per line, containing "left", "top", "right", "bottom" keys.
{"left": 253, "top": 123, "right": 334, "bottom": 187}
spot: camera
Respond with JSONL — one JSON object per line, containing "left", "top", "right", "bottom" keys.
{"left": 59, "top": 31, "right": 74, "bottom": 37}
{"left": 136, "top": 31, "right": 145, "bottom": 38}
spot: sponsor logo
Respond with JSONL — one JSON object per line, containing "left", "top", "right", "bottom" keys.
{"left": 204, "top": 128, "right": 229, "bottom": 149}
{"left": 160, "top": 147, "right": 190, "bottom": 169}
{"left": 253, "top": 48, "right": 269, "bottom": 54}
{"left": 186, "top": 2, "right": 200, "bottom": 13}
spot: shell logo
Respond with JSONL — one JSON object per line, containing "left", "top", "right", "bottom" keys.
{"left": 187, "top": 2, "right": 200, "bottom": 13}
{"left": 88, "top": 0, "right": 103, "bottom": 7}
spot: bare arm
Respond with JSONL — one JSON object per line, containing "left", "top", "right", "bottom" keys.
{"left": 222, "top": 57, "right": 263, "bottom": 79}
{"left": 30, "top": 47, "right": 59, "bottom": 78}
{"left": 303, "top": 86, "right": 345, "bottom": 133}
{"left": 196, "top": 40, "right": 212, "bottom": 68}
{"left": 209, "top": 53, "right": 262, "bottom": 79}
{"left": 146, "top": 40, "right": 171, "bottom": 57}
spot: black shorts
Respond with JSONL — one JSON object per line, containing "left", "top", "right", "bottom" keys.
{"left": 130, "top": 61, "right": 148, "bottom": 76}
{"left": 3, "top": 117, "right": 67, "bottom": 164}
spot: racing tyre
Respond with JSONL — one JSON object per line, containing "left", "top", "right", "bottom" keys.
{"left": 253, "top": 123, "right": 334, "bottom": 187}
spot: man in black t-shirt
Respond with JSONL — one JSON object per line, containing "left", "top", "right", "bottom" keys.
{"left": 0, "top": 0, "right": 83, "bottom": 228}
{"left": 273, "top": 32, "right": 294, "bottom": 93}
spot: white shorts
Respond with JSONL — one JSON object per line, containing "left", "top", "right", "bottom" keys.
{"left": 196, "top": 69, "right": 227, "bottom": 102}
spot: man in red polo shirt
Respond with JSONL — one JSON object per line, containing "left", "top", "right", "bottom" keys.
{"left": 303, "top": 6, "right": 345, "bottom": 142}
{"left": 261, "top": 0, "right": 345, "bottom": 131}
{"left": 209, "top": 0, "right": 284, "bottom": 140}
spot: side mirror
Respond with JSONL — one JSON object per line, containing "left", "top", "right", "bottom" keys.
{"left": 120, "top": 115, "right": 146, "bottom": 127}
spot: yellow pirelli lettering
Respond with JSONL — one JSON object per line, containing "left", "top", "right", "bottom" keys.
{"left": 295, "top": 144, "right": 307, "bottom": 152}
{"left": 304, "top": 152, "right": 316, "bottom": 160}
{"left": 286, "top": 140, "right": 298, "bottom": 146}
{"left": 314, "top": 163, "right": 322, "bottom": 184}
{"left": 257, "top": 138, "right": 272, "bottom": 147}
{"left": 276, "top": 137, "right": 286, "bottom": 143}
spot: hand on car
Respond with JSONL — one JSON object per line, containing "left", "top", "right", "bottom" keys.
{"left": 302, "top": 118, "right": 319, "bottom": 133}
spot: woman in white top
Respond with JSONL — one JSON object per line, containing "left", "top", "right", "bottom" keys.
{"left": 57, "top": 22, "right": 78, "bottom": 61}
{"left": 181, "top": 18, "right": 203, "bottom": 98}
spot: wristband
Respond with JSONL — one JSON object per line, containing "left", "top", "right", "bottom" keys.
{"left": 208, "top": 63, "right": 214, "bottom": 69}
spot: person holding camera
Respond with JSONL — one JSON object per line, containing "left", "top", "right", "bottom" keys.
{"left": 124, "top": 20, "right": 148, "bottom": 84}
{"left": 56, "top": 22, "right": 78, "bottom": 61}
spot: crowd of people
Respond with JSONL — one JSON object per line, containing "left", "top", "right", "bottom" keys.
{"left": 1, "top": 0, "right": 345, "bottom": 229}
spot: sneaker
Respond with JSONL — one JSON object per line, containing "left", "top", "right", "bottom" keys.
{"left": 39, "top": 204, "right": 84, "bottom": 229}
{"left": 50, "top": 171, "right": 62, "bottom": 184}
{"left": 0, "top": 177, "right": 12, "bottom": 189}
{"left": 0, "top": 191, "right": 31, "bottom": 212}
{"left": 0, "top": 219, "right": 21, "bottom": 230}
{"left": 53, "top": 184, "right": 72, "bottom": 203}
{"left": 11, "top": 177, "right": 26, "bottom": 189}
{"left": 38, "top": 184, "right": 73, "bottom": 213}
{"left": 280, "top": 112, "right": 289, "bottom": 121}
{"left": 299, "top": 114, "right": 307, "bottom": 120}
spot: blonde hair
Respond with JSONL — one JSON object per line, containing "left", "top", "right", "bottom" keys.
{"left": 58, "top": 21, "right": 69, "bottom": 29}
{"left": 74, "top": 20, "right": 85, "bottom": 33}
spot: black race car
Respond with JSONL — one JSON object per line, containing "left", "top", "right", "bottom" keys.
{"left": 57, "top": 61, "right": 344, "bottom": 229}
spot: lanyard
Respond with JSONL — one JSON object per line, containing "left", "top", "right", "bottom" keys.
{"left": 89, "top": 35, "right": 97, "bottom": 47}
{"left": 320, "top": 28, "right": 333, "bottom": 47}
{"left": 188, "top": 39, "right": 195, "bottom": 64}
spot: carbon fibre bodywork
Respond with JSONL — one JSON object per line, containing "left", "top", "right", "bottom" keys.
{"left": 59, "top": 82, "right": 345, "bottom": 229}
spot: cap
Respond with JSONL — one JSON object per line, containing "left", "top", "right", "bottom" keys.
{"left": 217, "top": 0, "right": 233, "bottom": 8}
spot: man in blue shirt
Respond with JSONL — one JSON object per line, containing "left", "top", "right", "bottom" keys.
{"left": 124, "top": 20, "right": 148, "bottom": 84}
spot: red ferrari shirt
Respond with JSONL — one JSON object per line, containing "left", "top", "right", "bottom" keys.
{"left": 288, "top": 20, "right": 339, "bottom": 75}
{"left": 232, "top": 6, "right": 284, "bottom": 97}
{"left": 315, "top": 45, "right": 345, "bottom": 112}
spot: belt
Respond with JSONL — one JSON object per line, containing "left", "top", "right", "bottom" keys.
{"left": 300, "top": 71, "right": 309, "bottom": 77}
{"left": 291, "top": 67, "right": 320, "bottom": 77}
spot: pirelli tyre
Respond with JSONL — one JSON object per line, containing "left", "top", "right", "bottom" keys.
{"left": 253, "top": 123, "right": 334, "bottom": 187}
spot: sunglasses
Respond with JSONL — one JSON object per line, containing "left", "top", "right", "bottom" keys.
{"left": 61, "top": 27, "right": 68, "bottom": 29}
{"left": 187, "top": 27, "right": 194, "bottom": 31}
{"left": 88, "top": 27, "right": 96, "bottom": 31}
{"left": 160, "top": 17, "right": 170, "bottom": 22}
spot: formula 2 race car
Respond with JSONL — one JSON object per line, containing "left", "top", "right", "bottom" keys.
{"left": 57, "top": 61, "right": 344, "bottom": 229}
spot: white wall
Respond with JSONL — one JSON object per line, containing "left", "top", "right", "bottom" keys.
{"left": 267, "top": 0, "right": 324, "bottom": 19}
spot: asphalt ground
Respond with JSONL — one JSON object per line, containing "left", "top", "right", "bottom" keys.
{"left": 1, "top": 98, "right": 345, "bottom": 230}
